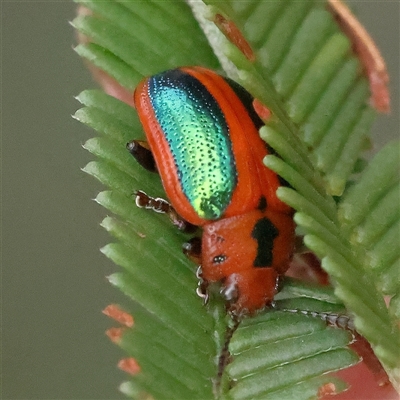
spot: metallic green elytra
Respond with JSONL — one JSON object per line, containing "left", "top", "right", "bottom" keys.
{"left": 147, "top": 70, "right": 238, "bottom": 220}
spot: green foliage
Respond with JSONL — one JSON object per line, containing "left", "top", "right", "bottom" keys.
{"left": 75, "top": 89, "right": 225, "bottom": 399}
{"left": 201, "top": 0, "right": 375, "bottom": 196}
{"left": 72, "top": 0, "right": 219, "bottom": 89}
{"left": 339, "top": 142, "right": 400, "bottom": 318}
{"left": 200, "top": 0, "right": 399, "bottom": 388}
{"left": 224, "top": 313, "right": 355, "bottom": 399}
{"left": 73, "top": 0, "right": 399, "bottom": 398}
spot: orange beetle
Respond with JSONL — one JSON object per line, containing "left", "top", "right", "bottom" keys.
{"left": 129, "top": 66, "right": 295, "bottom": 314}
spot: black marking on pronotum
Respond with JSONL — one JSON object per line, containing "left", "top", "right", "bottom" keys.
{"left": 251, "top": 217, "right": 279, "bottom": 267}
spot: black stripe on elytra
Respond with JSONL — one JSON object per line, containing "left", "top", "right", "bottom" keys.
{"left": 223, "top": 77, "right": 264, "bottom": 130}
{"left": 257, "top": 196, "right": 267, "bottom": 211}
{"left": 263, "top": 143, "right": 292, "bottom": 188}
{"left": 251, "top": 217, "right": 279, "bottom": 267}
{"left": 278, "top": 175, "right": 291, "bottom": 188}
{"left": 224, "top": 76, "right": 291, "bottom": 190}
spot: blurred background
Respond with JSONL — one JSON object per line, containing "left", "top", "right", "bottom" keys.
{"left": 2, "top": 2, "right": 399, "bottom": 399}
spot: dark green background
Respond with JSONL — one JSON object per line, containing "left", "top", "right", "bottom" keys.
{"left": 2, "top": 2, "right": 399, "bottom": 399}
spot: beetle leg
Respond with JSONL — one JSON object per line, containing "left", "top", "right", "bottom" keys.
{"left": 220, "top": 276, "right": 241, "bottom": 315}
{"left": 185, "top": 241, "right": 208, "bottom": 305}
{"left": 135, "top": 190, "right": 196, "bottom": 233}
{"left": 182, "top": 237, "right": 202, "bottom": 263}
{"left": 195, "top": 266, "right": 209, "bottom": 305}
{"left": 127, "top": 140, "right": 158, "bottom": 173}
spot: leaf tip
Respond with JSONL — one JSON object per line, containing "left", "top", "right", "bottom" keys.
{"left": 118, "top": 357, "right": 141, "bottom": 376}
{"left": 327, "top": 0, "right": 390, "bottom": 113}
{"left": 213, "top": 13, "right": 255, "bottom": 62}
{"left": 106, "top": 327, "right": 126, "bottom": 344}
{"left": 103, "top": 304, "right": 134, "bottom": 327}
{"left": 317, "top": 381, "right": 338, "bottom": 397}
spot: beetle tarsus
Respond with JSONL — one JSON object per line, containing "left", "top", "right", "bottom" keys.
{"left": 134, "top": 190, "right": 195, "bottom": 232}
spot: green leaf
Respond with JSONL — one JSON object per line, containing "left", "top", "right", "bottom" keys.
{"left": 196, "top": 0, "right": 399, "bottom": 390}
{"left": 72, "top": 0, "right": 219, "bottom": 90}
{"left": 74, "top": 89, "right": 357, "bottom": 399}
{"left": 200, "top": 0, "right": 376, "bottom": 196}
{"left": 73, "top": 0, "right": 399, "bottom": 398}
{"left": 225, "top": 313, "right": 357, "bottom": 399}
{"left": 339, "top": 140, "right": 400, "bottom": 315}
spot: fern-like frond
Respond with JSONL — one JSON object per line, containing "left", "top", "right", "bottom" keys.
{"left": 75, "top": 90, "right": 226, "bottom": 399}
{"left": 199, "top": 0, "right": 376, "bottom": 196}
{"left": 74, "top": 87, "right": 357, "bottom": 399}
{"left": 225, "top": 313, "right": 356, "bottom": 400}
{"left": 72, "top": 0, "right": 219, "bottom": 90}
{"left": 339, "top": 141, "right": 400, "bottom": 318}
{"left": 196, "top": 0, "right": 400, "bottom": 389}
{"left": 73, "top": 0, "right": 398, "bottom": 397}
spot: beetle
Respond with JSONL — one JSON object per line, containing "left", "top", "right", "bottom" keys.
{"left": 128, "top": 66, "right": 295, "bottom": 314}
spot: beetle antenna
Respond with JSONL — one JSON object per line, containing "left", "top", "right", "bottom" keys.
{"left": 278, "top": 307, "right": 355, "bottom": 331}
